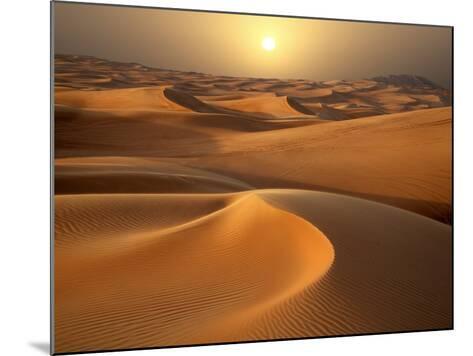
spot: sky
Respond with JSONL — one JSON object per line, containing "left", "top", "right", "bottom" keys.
{"left": 54, "top": 2, "right": 452, "bottom": 89}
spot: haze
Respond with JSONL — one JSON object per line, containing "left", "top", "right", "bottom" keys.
{"left": 54, "top": 2, "right": 452, "bottom": 89}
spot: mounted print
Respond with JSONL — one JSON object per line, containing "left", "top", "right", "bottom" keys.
{"left": 52, "top": 1, "right": 453, "bottom": 354}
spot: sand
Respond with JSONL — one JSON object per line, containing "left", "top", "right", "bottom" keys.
{"left": 54, "top": 55, "right": 452, "bottom": 354}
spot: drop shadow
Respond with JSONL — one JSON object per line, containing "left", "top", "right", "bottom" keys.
{"left": 29, "top": 342, "right": 50, "bottom": 354}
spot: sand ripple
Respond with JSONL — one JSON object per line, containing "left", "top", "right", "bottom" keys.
{"left": 55, "top": 192, "right": 335, "bottom": 352}
{"left": 55, "top": 189, "right": 451, "bottom": 352}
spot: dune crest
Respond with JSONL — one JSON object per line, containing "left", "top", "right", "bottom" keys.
{"left": 55, "top": 191, "right": 334, "bottom": 352}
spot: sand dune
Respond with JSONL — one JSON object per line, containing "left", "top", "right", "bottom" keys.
{"left": 55, "top": 100, "right": 451, "bottom": 222}
{"left": 183, "top": 107, "right": 452, "bottom": 222}
{"left": 56, "top": 86, "right": 192, "bottom": 112}
{"left": 54, "top": 55, "right": 452, "bottom": 354}
{"left": 206, "top": 94, "right": 314, "bottom": 118}
{"left": 55, "top": 191, "right": 335, "bottom": 351}
{"left": 56, "top": 54, "right": 450, "bottom": 119}
{"left": 54, "top": 104, "right": 321, "bottom": 159}
{"left": 55, "top": 157, "right": 253, "bottom": 194}
{"left": 55, "top": 190, "right": 451, "bottom": 352}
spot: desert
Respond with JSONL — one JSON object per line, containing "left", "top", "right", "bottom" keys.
{"left": 54, "top": 54, "right": 452, "bottom": 353}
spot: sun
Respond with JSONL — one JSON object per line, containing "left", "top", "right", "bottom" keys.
{"left": 261, "top": 36, "right": 276, "bottom": 51}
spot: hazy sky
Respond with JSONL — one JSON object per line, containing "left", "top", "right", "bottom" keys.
{"left": 54, "top": 2, "right": 452, "bottom": 89}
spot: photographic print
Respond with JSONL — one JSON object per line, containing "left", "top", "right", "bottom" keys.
{"left": 53, "top": 2, "right": 453, "bottom": 354}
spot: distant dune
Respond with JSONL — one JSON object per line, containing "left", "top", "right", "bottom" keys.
{"left": 54, "top": 55, "right": 452, "bottom": 354}
{"left": 56, "top": 54, "right": 450, "bottom": 119}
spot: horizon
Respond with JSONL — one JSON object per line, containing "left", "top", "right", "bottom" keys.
{"left": 55, "top": 53, "right": 450, "bottom": 90}
{"left": 54, "top": 3, "right": 452, "bottom": 90}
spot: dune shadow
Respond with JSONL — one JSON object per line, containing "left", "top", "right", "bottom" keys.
{"left": 187, "top": 167, "right": 452, "bottom": 224}
{"left": 54, "top": 105, "right": 222, "bottom": 159}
